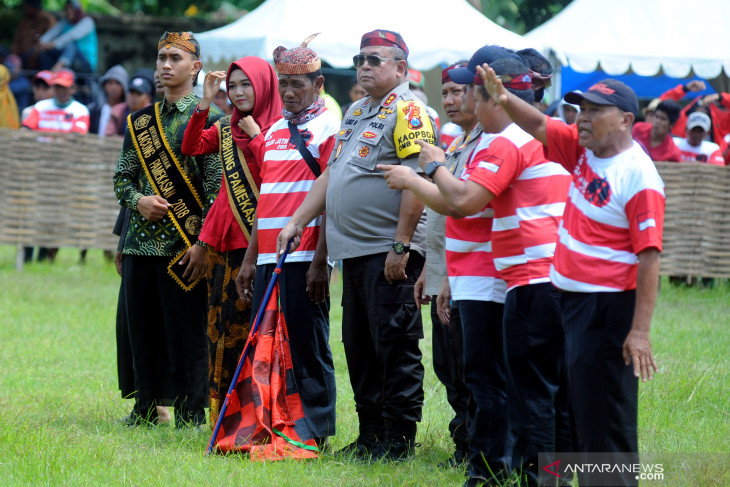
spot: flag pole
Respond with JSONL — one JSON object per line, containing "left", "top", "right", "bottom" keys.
{"left": 205, "top": 240, "right": 293, "bottom": 455}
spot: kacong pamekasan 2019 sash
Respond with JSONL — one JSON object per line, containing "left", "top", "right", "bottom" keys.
{"left": 216, "top": 116, "right": 258, "bottom": 240}
{"left": 128, "top": 102, "right": 205, "bottom": 291}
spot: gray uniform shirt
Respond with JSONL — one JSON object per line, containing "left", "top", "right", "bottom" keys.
{"left": 326, "top": 81, "right": 436, "bottom": 261}
{"left": 424, "top": 123, "right": 484, "bottom": 295}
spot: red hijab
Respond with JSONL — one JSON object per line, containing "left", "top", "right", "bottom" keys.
{"left": 227, "top": 57, "right": 282, "bottom": 152}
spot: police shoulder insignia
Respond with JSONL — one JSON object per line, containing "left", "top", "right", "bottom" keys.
{"left": 383, "top": 93, "right": 397, "bottom": 107}
{"left": 352, "top": 108, "right": 363, "bottom": 116}
{"left": 393, "top": 98, "right": 436, "bottom": 159}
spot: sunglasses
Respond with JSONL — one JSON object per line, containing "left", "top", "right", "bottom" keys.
{"left": 353, "top": 54, "right": 402, "bottom": 68}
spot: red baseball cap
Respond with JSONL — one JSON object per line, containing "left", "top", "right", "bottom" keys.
{"left": 52, "top": 69, "right": 75, "bottom": 87}
{"left": 34, "top": 70, "right": 54, "bottom": 85}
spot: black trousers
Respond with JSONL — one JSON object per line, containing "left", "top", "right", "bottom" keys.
{"left": 504, "top": 283, "right": 565, "bottom": 487}
{"left": 561, "top": 290, "right": 639, "bottom": 486}
{"left": 341, "top": 252, "right": 425, "bottom": 423}
{"left": 123, "top": 255, "right": 208, "bottom": 424}
{"left": 251, "top": 262, "right": 337, "bottom": 438}
{"left": 431, "top": 301, "right": 469, "bottom": 448}
{"left": 458, "top": 299, "right": 509, "bottom": 480}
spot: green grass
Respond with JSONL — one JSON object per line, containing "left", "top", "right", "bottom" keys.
{"left": 0, "top": 245, "right": 728, "bottom": 486}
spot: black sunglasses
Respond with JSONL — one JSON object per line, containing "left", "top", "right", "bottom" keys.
{"left": 353, "top": 54, "right": 402, "bottom": 68}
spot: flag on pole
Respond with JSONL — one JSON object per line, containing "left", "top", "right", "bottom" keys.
{"left": 210, "top": 277, "right": 318, "bottom": 460}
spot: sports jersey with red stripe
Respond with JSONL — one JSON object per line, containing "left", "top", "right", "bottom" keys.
{"left": 544, "top": 117, "right": 665, "bottom": 292}
{"left": 255, "top": 110, "right": 339, "bottom": 265}
{"left": 445, "top": 132, "right": 507, "bottom": 303}
{"left": 22, "top": 98, "right": 90, "bottom": 134}
{"left": 466, "top": 123, "right": 572, "bottom": 291}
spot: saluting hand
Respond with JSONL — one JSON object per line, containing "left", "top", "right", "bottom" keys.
{"left": 477, "top": 63, "right": 509, "bottom": 106}
{"left": 199, "top": 71, "right": 226, "bottom": 110}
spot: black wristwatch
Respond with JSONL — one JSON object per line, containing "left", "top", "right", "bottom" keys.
{"left": 425, "top": 161, "right": 446, "bottom": 179}
{"left": 392, "top": 241, "right": 411, "bottom": 255}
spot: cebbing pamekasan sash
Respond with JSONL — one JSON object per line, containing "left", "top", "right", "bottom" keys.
{"left": 128, "top": 102, "right": 205, "bottom": 291}
{"left": 216, "top": 116, "right": 258, "bottom": 240}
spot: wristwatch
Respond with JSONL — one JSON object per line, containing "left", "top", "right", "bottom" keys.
{"left": 392, "top": 241, "right": 411, "bottom": 255}
{"left": 425, "top": 161, "right": 446, "bottom": 179}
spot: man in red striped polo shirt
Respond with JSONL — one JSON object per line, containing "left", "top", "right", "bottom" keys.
{"left": 236, "top": 37, "right": 339, "bottom": 447}
{"left": 379, "top": 49, "right": 572, "bottom": 486}
{"left": 480, "top": 66, "right": 663, "bottom": 486}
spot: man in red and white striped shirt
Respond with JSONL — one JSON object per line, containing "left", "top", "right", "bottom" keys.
{"left": 481, "top": 67, "right": 663, "bottom": 486}
{"left": 379, "top": 51, "right": 572, "bottom": 486}
{"left": 22, "top": 68, "right": 89, "bottom": 134}
{"left": 237, "top": 38, "right": 339, "bottom": 446}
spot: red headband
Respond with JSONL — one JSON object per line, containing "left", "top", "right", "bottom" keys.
{"left": 360, "top": 30, "right": 408, "bottom": 58}
{"left": 442, "top": 63, "right": 467, "bottom": 84}
{"left": 475, "top": 72, "right": 532, "bottom": 90}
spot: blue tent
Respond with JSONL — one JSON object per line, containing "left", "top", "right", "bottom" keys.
{"left": 560, "top": 65, "right": 715, "bottom": 100}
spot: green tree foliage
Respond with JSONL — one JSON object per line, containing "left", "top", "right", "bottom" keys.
{"left": 477, "top": 0, "right": 572, "bottom": 34}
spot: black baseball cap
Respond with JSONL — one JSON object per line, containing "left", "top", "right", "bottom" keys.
{"left": 564, "top": 79, "right": 639, "bottom": 117}
{"left": 448, "top": 45, "right": 522, "bottom": 85}
{"left": 128, "top": 76, "right": 154, "bottom": 98}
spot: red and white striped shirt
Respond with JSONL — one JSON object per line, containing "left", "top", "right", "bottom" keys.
{"left": 445, "top": 132, "right": 507, "bottom": 303}
{"left": 673, "top": 137, "right": 725, "bottom": 166}
{"left": 255, "top": 110, "right": 339, "bottom": 265}
{"left": 545, "top": 118, "right": 665, "bottom": 292}
{"left": 22, "top": 98, "right": 90, "bottom": 134}
{"left": 468, "top": 123, "right": 571, "bottom": 291}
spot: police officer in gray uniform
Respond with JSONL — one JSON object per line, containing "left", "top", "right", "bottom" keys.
{"left": 277, "top": 29, "right": 436, "bottom": 462}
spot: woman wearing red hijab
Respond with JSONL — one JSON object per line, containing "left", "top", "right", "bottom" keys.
{"left": 182, "top": 56, "right": 282, "bottom": 425}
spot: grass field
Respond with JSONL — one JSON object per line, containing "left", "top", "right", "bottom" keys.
{"left": 0, "top": 245, "right": 728, "bottom": 486}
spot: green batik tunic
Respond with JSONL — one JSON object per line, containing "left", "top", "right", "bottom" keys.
{"left": 113, "top": 93, "right": 224, "bottom": 256}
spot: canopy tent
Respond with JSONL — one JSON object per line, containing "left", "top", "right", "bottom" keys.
{"left": 195, "top": 0, "right": 537, "bottom": 70}
{"left": 525, "top": 0, "right": 730, "bottom": 80}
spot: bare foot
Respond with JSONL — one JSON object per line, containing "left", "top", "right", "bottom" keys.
{"left": 156, "top": 406, "right": 171, "bottom": 425}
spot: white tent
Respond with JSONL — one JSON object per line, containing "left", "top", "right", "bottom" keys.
{"left": 195, "top": 0, "right": 536, "bottom": 70}
{"left": 525, "top": 0, "right": 730, "bottom": 79}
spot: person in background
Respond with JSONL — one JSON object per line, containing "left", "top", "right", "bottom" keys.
{"left": 212, "top": 79, "right": 233, "bottom": 116}
{"left": 673, "top": 112, "right": 724, "bottom": 165}
{"left": 632, "top": 100, "right": 682, "bottom": 162}
{"left": 38, "top": 0, "right": 97, "bottom": 73}
{"left": 181, "top": 56, "right": 283, "bottom": 427}
{"left": 0, "top": 65, "right": 20, "bottom": 129}
{"left": 153, "top": 69, "right": 165, "bottom": 100}
{"left": 11, "top": 0, "right": 57, "bottom": 71}
{"left": 88, "top": 64, "right": 128, "bottom": 135}
{"left": 22, "top": 68, "right": 89, "bottom": 263}
{"left": 21, "top": 70, "right": 54, "bottom": 122}
{"left": 21, "top": 70, "right": 54, "bottom": 264}
{"left": 407, "top": 67, "right": 440, "bottom": 132}
{"left": 108, "top": 69, "right": 156, "bottom": 137}
{"left": 22, "top": 68, "right": 89, "bottom": 134}
{"left": 340, "top": 77, "right": 367, "bottom": 114}
{"left": 321, "top": 84, "right": 342, "bottom": 120}
{"left": 555, "top": 97, "right": 579, "bottom": 124}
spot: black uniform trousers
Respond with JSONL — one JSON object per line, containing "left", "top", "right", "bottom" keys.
{"left": 431, "top": 301, "right": 469, "bottom": 448}
{"left": 251, "top": 262, "right": 337, "bottom": 438}
{"left": 504, "top": 283, "right": 565, "bottom": 487}
{"left": 123, "top": 255, "right": 208, "bottom": 425}
{"left": 341, "top": 251, "right": 425, "bottom": 423}
{"left": 561, "top": 290, "right": 639, "bottom": 487}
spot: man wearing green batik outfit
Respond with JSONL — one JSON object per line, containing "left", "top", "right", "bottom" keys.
{"left": 113, "top": 31, "right": 223, "bottom": 428}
